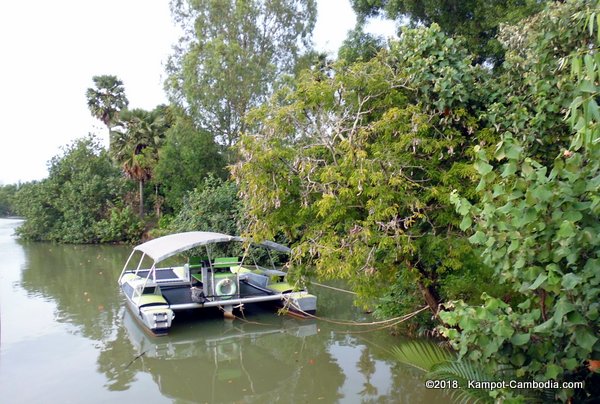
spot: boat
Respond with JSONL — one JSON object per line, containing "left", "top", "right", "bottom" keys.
{"left": 117, "top": 231, "right": 317, "bottom": 335}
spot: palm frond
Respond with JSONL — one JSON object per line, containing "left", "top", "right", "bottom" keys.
{"left": 391, "top": 340, "right": 455, "bottom": 372}
{"left": 430, "top": 360, "right": 494, "bottom": 404}
{"left": 392, "top": 341, "right": 501, "bottom": 404}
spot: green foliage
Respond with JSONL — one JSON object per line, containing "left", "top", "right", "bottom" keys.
{"left": 392, "top": 341, "right": 496, "bottom": 403}
{"left": 14, "top": 135, "right": 134, "bottom": 243}
{"left": 165, "top": 176, "right": 242, "bottom": 236}
{"left": 166, "top": 0, "right": 317, "bottom": 147}
{"left": 484, "top": 0, "right": 593, "bottom": 165}
{"left": 350, "top": 0, "right": 546, "bottom": 65}
{"left": 375, "top": 275, "right": 435, "bottom": 334}
{"left": 0, "top": 184, "right": 18, "bottom": 216}
{"left": 110, "top": 105, "right": 171, "bottom": 217}
{"left": 234, "top": 24, "right": 497, "bottom": 316}
{"left": 111, "top": 106, "right": 170, "bottom": 182}
{"left": 437, "top": 254, "right": 514, "bottom": 305}
{"left": 86, "top": 75, "right": 129, "bottom": 129}
{"left": 338, "top": 26, "right": 386, "bottom": 65}
{"left": 392, "top": 340, "right": 454, "bottom": 372}
{"left": 154, "top": 110, "right": 227, "bottom": 211}
{"left": 94, "top": 204, "right": 144, "bottom": 243}
{"left": 440, "top": 1, "right": 600, "bottom": 401}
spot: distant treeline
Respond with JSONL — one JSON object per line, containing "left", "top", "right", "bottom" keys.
{"left": 0, "top": 184, "right": 18, "bottom": 216}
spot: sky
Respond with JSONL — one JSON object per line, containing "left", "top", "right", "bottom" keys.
{"left": 0, "top": 0, "right": 396, "bottom": 185}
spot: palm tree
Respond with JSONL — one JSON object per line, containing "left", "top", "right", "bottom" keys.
{"left": 86, "top": 75, "right": 129, "bottom": 132}
{"left": 110, "top": 107, "right": 169, "bottom": 217}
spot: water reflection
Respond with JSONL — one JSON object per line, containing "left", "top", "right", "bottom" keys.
{"left": 2, "top": 218, "right": 447, "bottom": 403}
{"left": 18, "top": 241, "right": 129, "bottom": 341}
{"left": 103, "top": 310, "right": 344, "bottom": 403}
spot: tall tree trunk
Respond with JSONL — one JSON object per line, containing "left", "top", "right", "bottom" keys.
{"left": 417, "top": 280, "right": 440, "bottom": 316}
{"left": 154, "top": 184, "right": 161, "bottom": 217}
{"left": 139, "top": 179, "right": 144, "bottom": 218}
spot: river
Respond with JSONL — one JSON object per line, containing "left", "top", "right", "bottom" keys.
{"left": 0, "top": 218, "right": 447, "bottom": 403}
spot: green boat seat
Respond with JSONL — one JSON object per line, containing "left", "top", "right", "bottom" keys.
{"left": 212, "top": 257, "right": 240, "bottom": 268}
{"left": 230, "top": 265, "right": 252, "bottom": 274}
{"left": 137, "top": 294, "right": 168, "bottom": 307}
{"left": 267, "top": 282, "right": 294, "bottom": 293}
{"left": 189, "top": 256, "right": 207, "bottom": 269}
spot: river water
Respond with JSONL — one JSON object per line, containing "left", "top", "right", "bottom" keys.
{"left": 0, "top": 218, "right": 447, "bottom": 403}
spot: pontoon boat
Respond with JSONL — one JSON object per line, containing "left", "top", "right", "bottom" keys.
{"left": 117, "top": 231, "right": 317, "bottom": 335}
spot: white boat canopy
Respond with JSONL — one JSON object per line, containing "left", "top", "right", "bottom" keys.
{"left": 134, "top": 231, "right": 291, "bottom": 263}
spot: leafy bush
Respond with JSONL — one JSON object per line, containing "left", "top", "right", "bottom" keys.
{"left": 95, "top": 205, "right": 144, "bottom": 243}
{"left": 14, "top": 135, "right": 135, "bottom": 243}
{"left": 0, "top": 184, "right": 18, "bottom": 216}
{"left": 166, "top": 176, "right": 242, "bottom": 236}
{"left": 440, "top": 1, "right": 600, "bottom": 401}
{"left": 154, "top": 111, "right": 226, "bottom": 212}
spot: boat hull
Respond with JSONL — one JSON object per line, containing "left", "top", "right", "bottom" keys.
{"left": 121, "top": 285, "right": 175, "bottom": 336}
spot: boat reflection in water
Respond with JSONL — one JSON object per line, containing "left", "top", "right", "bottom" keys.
{"left": 120, "top": 308, "right": 318, "bottom": 403}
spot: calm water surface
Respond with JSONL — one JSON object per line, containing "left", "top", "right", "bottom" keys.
{"left": 0, "top": 218, "right": 447, "bottom": 403}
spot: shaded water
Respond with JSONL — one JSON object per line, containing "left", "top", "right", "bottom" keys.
{"left": 0, "top": 218, "right": 446, "bottom": 403}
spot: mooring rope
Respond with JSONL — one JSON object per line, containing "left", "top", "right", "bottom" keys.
{"left": 217, "top": 304, "right": 272, "bottom": 326}
{"left": 282, "top": 295, "right": 429, "bottom": 328}
{"left": 214, "top": 278, "right": 428, "bottom": 330}
{"left": 125, "top": 351, "right": 146, "bottom": 369}
{"left": 336, "top": 308, "right": 429, "bottom": 334}
{"left": 310, "top": 281, "right": 358, "bottom": 295}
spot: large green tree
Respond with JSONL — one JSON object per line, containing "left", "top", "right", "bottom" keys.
{"left": 86, "top": 75, "right": 129, "bottom": 131}
{"left": 234, "top": 25, "right": 496, "bottom": 315}
{"left": 165, "top": 0, "right": 317, "bottom": 148}
{"left": 337, "top": 26, "right": 386, "bottom": 65}
{"left": 154, "top": 110, "right": 227, "bottom": 212}
{"left": 350, "top": 0, "right": 546, "bottom": 64}
{"left": 14, "top": 136, "right": 138, "bottom": 243}
{"left": 110, "top": 106, "right": 170, "bottom": 217}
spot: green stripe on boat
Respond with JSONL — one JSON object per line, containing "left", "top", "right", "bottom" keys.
{"left": 137, "top": 294, "right": 168, "bottom": 306}
{"left": 268, "top": 282, "right": 294, "bottom": 293}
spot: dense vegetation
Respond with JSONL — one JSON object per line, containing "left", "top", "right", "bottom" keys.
{"left": 5, "top": 0, "right": 599, "bottom": 401}
{"left": 234, "top": 24, "right": 501, "bottom": 325}
{"left": 440, "top": 2, "right": 600, "bottom": 401}
{"left": 350, "top": 0, "right": 547, "bottom": 65}
{"left": 13, "top": 136, "right": 142, "bottom": 243}
{"left": 0, "top": 184, "right": 18, "bottom": 216}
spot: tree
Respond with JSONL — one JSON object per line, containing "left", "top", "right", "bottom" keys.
{"left": 110, "top": 106, "right": 170, "bottom": 217}
{"left": 154, "top": 110, "right": 227, "bottom": 212}
{"left": 233, "top": 25, "right": 496, "bottom": 316}
{"left": 350, "top": 0, "right": 546, "bottom": 65}
{"left": 14, "top": 135, "right": 137, "bottom": 243}
{"left": 165, "top": 0, "right": 317, "bottom": 148}
{"left": 338, "top": 26, "right": 386, "bottom": 65}
{"left": 86, "top": 75, "right": 129, "bottom": 131}
{"left": 165, "top": 176, "right": 242, "bottom": 236}
{"left": 440, "top": 1, "right": 600, "bottom": 401}
{"left": 0, "top": 184, "right": 18, "bottom": 216}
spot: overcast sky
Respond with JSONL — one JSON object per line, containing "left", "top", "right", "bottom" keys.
{"left": 0, "top": 0, "right": 395, "bottom": 185}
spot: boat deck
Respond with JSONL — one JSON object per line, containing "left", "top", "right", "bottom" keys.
{"left": 159, "top": 282, "right": 275, "bottom": 309}
{"left": 161, "top": 286, "right": 196, "bottom": 305}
